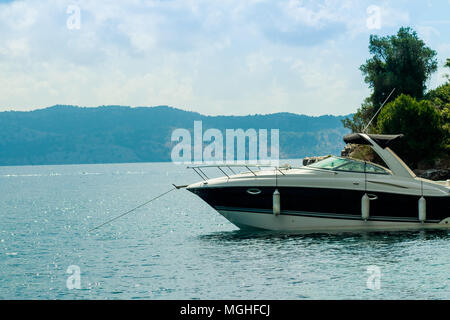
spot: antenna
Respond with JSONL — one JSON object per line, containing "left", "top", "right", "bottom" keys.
{"left": 363, "top": 88, "right": 396, "bottom": 133}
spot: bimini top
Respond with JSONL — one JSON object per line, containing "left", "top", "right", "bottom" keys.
{"left": 344, "top": 133, "right": 404, "bottom": 149}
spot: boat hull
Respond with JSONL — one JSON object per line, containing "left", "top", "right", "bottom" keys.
{"left": 218, "top": 208, "right": 450, "bottom": 232}
{"left": 188, "top": 185, "right": 450, "bottom": 232}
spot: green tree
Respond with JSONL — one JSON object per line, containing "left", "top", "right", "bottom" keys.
{"left": 441, "top": 107, "right": 450, "bottom": 153}
{"left": 341, "top": 97, "right": 375, "bottom": 133}
{"left": 344, "top": 27, "right": 438, "bottom": 132}
{"left": 426, "top": 82, "right": 450, "bottom": 154}
{"left": 426, "top": 83, "right": 450, "bottom": 110}
{"left": 425, "top": 61, "right": 450, "bottom": 154}
{"left": 444, "top": 58, "right": 450, "bottom": 81}
{"left": 376, "top": 94, "right": 443, "bottom": 168}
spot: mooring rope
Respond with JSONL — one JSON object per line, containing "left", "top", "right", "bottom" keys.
{"left": 88, "top": 187, "right": 177, "bottom": 233}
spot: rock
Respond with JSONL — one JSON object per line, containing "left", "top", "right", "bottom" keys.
{"left": 341, "top": 144, "right": 354, "bottom": 157}
{"left": 413, "top": 169, "right": 450, "bottom": 181}
{"left": 302, "top": 155, "right": 330, "bottom": 166}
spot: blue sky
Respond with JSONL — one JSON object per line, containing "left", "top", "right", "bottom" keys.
{"left": 0, "top": 0, "right": 449, "bottom": 116}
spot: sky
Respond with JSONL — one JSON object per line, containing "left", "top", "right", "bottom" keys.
{"left": 0, "top": 0, "right": 449, "bottom": 116}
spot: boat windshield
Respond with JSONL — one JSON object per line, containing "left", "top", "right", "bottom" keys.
{"left": 307, "top": 156, "right": 390, "bottom": 174}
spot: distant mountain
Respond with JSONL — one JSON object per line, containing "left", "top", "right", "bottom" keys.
{"left": 0, "top": 105, "right": 351, "bottom": 166}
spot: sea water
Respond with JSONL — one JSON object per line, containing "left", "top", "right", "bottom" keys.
{"left": 0, "top": 162, "right": 449, "bottom": 299}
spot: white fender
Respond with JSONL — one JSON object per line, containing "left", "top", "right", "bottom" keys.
{"left": 361, "top": 193, "right": 370, "bottom": 221}
{"left": 273, "top": 189, "right": 280, "bottom": 216}
{"left": 418, "top": 196, "right": 426, "bottom": 223}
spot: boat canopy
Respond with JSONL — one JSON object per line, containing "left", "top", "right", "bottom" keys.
{"left": 343, "top": 133, "right": 404, "bottom": 149}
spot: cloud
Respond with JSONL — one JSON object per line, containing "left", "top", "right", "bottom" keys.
{"left": 416, "top": 25, "right": 440, "bottom": 42}
{"left": 0, "top": 0, "right": 446, "bottom": 116}
{"left": 0, "top": 0, "right": 37, "bottom": 29}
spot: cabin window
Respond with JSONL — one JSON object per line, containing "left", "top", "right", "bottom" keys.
{"left": 307, "top": 156, "right": 348, "bottom": 169}
{"left": 335, "top": 161, "right": 366, "bottom": 172}
{"left": 364, "top": 163, "right": 389, "bottom": 174}
{"left": 335, "top": 161, "right": 388, "bottom": 174}
{"left": 308, "top": 156, "right": 390, "bottom": 174}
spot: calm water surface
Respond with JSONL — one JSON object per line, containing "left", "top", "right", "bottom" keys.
{"left": 0, "top": 162, "right": 449, "bottom": 299}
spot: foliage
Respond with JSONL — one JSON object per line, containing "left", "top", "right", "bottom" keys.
{"left": 441, "top": 106, "right": 450, "bottom": 152}
{"left": 425, "top": 82, "right": 450, "bottom": 110}
{"left": 341, "top": 97, "right": 375, "bottom": 133}
{"left": 445, "top": 58, "right": 450, "bottom": 81}
{"left": 376, "top": 94, "right": 444, "bottom": 168}
{"left": 344, "top": 27, "right": 438, "bottom": 132}
{"left": 426, "top": 82, "right": 450, "bottom": 153}
{"left": 361, "top": 27, "right": 438, "bottom": 107}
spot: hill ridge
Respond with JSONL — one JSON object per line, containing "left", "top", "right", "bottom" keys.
{"left": 0, "top": 105, "right": 351, "bottom": 166}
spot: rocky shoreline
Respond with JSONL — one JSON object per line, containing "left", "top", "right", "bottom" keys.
{"left": 412, "top": 168, "right": 450, "bottom": 181}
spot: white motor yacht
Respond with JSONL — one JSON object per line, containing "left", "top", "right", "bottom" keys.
{"left": 186, "top": 133, "right": 450, "bottom": 232}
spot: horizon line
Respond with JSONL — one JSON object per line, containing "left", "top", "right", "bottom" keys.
{"left": 0, "top": 104, "right": 353, "bottom": 118}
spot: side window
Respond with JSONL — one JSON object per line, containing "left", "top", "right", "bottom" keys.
{"left": 336, "top": 161, "right": 389, "bottom": 174}
{"left": 365, "top": 163, "right": 389, "bottom": 174}
{"left": 336, "top": 161, "right": 366, "bottom": 172}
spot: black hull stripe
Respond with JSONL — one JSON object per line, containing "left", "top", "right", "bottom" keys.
{"left": 189, "top": 186, "right": 449, "bottom": 221}
{"left": 215, "top": 206, "right": 441, "bottom": 223}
